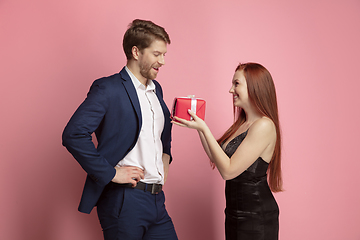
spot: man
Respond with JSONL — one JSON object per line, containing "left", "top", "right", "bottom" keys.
{"left": 62, "top": 19, "right": 177, "bottom": 240}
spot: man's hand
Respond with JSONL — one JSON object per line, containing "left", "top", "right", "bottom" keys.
{"left": 112, "top": 166, "right": 144, "bottom": 187}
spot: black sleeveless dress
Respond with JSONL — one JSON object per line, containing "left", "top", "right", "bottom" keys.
{"left": 223, "top": 130, "right": 279, "bottom": 240}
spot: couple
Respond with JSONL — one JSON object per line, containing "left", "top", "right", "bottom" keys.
{"left": 62, "top": 19, "right": 283, "bottom": 240}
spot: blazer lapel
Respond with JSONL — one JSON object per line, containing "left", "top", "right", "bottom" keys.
{"left": 120, "top": 68, "right": 142, "bottom": 127}
{"left": 153, "top": 80, "right": 170, "bottom": 118}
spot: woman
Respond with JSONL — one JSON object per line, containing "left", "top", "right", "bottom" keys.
{"left": 172, "top": 63, "right": 283, "bottom": 240}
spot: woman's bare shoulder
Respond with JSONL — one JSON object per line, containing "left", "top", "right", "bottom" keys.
{"left": 248, "top": 117, "right": 276, "bottom": 137}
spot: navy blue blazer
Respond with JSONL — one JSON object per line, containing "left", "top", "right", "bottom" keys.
{"left": 62, "top": 67, "right": 173, "bottom": 214}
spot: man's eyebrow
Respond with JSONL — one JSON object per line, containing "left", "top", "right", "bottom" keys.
{"left": 153, "top": 50, "right": 166, "bottom": 54}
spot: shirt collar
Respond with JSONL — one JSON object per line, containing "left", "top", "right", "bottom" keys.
{"left": 125, "top": 66, "right": 156, "bottom": 91}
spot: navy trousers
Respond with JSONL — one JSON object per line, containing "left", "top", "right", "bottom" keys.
{"left": 96, "top": 182, "right": 178, "bottom": 240}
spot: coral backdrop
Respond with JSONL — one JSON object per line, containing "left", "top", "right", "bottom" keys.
{"left": 1, "top": 0, "right": 360, "bottom": 239}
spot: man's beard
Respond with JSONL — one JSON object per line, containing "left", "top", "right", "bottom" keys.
{"left": 139, "top": 62, "right": 158, "bottom": 80}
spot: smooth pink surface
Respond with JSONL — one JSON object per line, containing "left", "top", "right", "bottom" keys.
{"left": 1, "top": 1, "right": 360, "bottom": 239}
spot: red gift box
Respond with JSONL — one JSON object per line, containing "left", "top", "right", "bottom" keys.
{"left": 171, "top": 96, "right": 206, "bottom": 121}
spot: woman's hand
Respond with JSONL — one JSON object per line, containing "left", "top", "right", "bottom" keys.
{"left": 171, "top": 109, "right": 207, "bottom": 132}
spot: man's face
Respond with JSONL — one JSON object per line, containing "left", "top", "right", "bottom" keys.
{"left": 138, "top": 39, "right": 167, "bottom": 80}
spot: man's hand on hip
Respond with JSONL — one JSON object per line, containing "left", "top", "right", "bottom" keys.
{"left": 112, "top": 166, "right": 144, "bottom": 187}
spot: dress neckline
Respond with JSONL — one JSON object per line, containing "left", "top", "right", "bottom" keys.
{"left": 223, "top": 129, "right": 249, "bottom": 151}
{"left": 223, "top": 129, "right": 270, "bottom": 166}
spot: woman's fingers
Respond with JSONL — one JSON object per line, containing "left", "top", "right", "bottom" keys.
{"left": 171, "top": 117, "right": 188, "bottom": 127}
{"left": 187, "top": 109, "right": 197, "bottom": 118}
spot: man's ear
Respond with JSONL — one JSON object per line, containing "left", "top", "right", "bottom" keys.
{"left": 131, "top": 46, "right": 140, "bottom": 60}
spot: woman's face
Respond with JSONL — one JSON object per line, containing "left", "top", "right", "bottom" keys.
{"left": 229, "top": 70, "right": 249, "bottom": 108}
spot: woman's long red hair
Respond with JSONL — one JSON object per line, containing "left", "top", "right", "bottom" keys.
{"left": 217, "top": 63, "right": 283, "bottom": 192}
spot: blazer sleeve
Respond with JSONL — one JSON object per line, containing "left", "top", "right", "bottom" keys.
{"left": 62, "top": 79, "right": 116, "bottom": 186}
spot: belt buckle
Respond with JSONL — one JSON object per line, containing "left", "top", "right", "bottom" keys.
{"left": 151, "top": 184, "right": 160, "bottom": 194}
{"left": 151, "top": 184, "right": 157, "bottom": 194}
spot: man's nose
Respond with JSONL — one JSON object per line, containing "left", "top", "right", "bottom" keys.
{"left": 158, "top": 55, "right": 165, "bottom": 65}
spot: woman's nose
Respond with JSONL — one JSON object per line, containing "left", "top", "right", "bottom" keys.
{"left": 229, "top": 86, "right": 234, "bottom": 93}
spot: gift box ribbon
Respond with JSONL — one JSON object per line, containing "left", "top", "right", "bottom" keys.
{"left": 189, "top": 95, "right": 197, "bottom": 120}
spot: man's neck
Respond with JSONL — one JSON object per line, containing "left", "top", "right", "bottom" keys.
{"left": 126, "top": 61, "right": 148, "bottom": 86}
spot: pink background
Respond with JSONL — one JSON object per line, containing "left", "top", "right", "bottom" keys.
{"left": 1, "top": 0, "right": 360, "bottom": 239}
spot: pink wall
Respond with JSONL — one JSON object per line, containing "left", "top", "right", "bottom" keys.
{"left": 1, "top": 0, "right": 360, "bottom": 239}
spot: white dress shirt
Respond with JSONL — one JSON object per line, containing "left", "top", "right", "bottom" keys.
{"left": 116, "top": 67, "right": 165, "bottom": 185}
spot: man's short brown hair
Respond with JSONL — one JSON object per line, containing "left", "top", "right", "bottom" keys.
{"left": 123, "top": 19, "right": 171, "bottom": 60}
